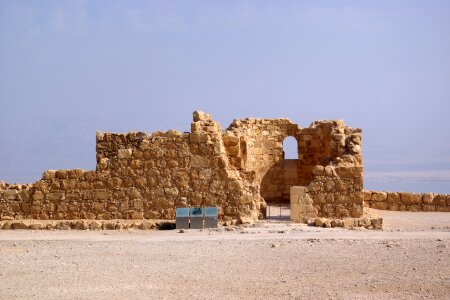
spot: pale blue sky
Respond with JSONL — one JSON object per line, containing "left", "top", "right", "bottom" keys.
{"left": 1, "top": 0, "right": 449, "bottom": 193}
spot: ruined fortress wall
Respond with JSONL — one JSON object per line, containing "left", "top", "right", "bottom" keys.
{"left": 223, "top": 118, "right": 365, "bottom": 218}
{"left": 0, "top": 111, "right": 366, "bottom": 222}
{"left": 224, "top": 118, "right": 301, "bottom": 203}
{"left": 364, "top": 190, "right": 450, "bottom": 212}
{"left": 297, "top": 121, "right": 364, "bottom": 218}
{"left": 0, "top": 112, "right": 260, "bottom": 222}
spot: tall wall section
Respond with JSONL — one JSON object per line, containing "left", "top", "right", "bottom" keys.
{"left": 0, "top": 112, "right": 262, "bottom": 222}
{"left": 222, "top": 118, "right": 365, "bottom": 218}
{"left": 0, "top": 111, "right": 365, "bottom": 222}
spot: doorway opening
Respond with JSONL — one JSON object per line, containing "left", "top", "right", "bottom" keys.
{"left": 263, "top": 136, "right": 300, "bottom": 220}
{"left": 283, "top": 136, "right": 298, "bottom": 159}
{"left": 282, "top": 136, "right": 299, "bottom": 202}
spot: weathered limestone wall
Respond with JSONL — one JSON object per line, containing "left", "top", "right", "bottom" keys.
{"left": 224, "top": 118, "right": 300, "bottom": 204}
{"left": 297, "top": 121, "right": 364, "bottom": 218}
{"left": 0, "top": 111, "right": 365, "bottom": 222}
{"left": 223, "top": 118, "right": 364, "bottom": 217}
{"left": 0, "top": 112, "right": 260, "bottom": 222}
{"left": 364, "top": 190, "right": 450, "bottom": 212}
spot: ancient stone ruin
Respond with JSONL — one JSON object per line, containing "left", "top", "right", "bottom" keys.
{"left": 1, "top": 111, "right": 449, "bottom": 229}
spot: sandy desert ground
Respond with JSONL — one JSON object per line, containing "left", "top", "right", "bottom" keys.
{"left": 0, "top": 210, "right": 449, "bottom": 300}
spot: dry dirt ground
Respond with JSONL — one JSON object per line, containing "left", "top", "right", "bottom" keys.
{"left": 0, "top": 210, "right": 449, "bottom": 300}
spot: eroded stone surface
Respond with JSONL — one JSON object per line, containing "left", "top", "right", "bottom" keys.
{"left": 2, "top": 110, "right": 443, "bottom": 226}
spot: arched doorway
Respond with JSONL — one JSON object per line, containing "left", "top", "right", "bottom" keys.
{"left": 281, "top": 136, "right": 299, "bottom": 202}
{"left": 283, "top": 136, "right": 298, "bottom": 160}
{"left": 261, "top": 136, "right": 300, "bottom": 219}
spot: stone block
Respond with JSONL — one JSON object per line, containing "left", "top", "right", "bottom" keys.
{"left": 43, "top": 170, "right": 56, "bottom": 180}
{"left": 94, "top": 190, "right": 109, "bottom": 201}
{"left": 408, "top": 204, "right": 422, "bottom": 212}
{"left": 422, "top": 205, "right": 435, "bottom": 212}
{"left": 342, "top": 218, "right": 356, "bottom": 228}
{"left": 17, "top": 189, "right": 30, "bottom": 201}
{"left": 193, "top": 111, "right": 211, "bottom": 122}
{"left": 312, "top": 165, "right": 324, "bottom": 176}
{"left": 290, "top": 186, "right": 304, "bottom": 195}
{"left": 127, "top": 189, "right": 140, "bottom": 200}
{"left": 66, "top": 193, "right": 80, "bottom": 201}
{"left": 62, "top": 179, "right": 77, "bottom": 190}
{"left": 349, "top": 204, "right": 363, "bottom": 217}
{"left": 118, "top": 149, "right": 132, "bottom": 159}
{"left": 47, "top": 192, "right": 63, "bottom": 201}
{"left": 73, "top": 220, "right": 89, "bottom": 230}
{"left": 371, "top": 202, "right": 388, "bottom": 210}
{"left": 223, "top": 135, "right": 239, "bottom": 146}
{"left": 313, "top": 193, "right": 326, "bottom": 204}
{"left": 388, "top": 203, "right": 399, "bottom": 211}
{"left": 349, "top": 192, "right": 364, "bottom": 204}
{"left": 135, "top": 177, "right": 147, "bottom": 188}
{"left": 90, "top": 221, "right": 102, "bottom": 230}
{"left": 371, "top": 218, "right": 383, "bottom": 230}
{"left": 387, "top": 192, "right": 400, "bottom": 203}
{"left": 55, "top": 170, "right": 68, "bottom": 179}
{"left": 29, "top": 223, "right": 42, "bottom": 230}
{"left": 324, "top": 166, "right": 336, "bottom": 176}
{"left": 12, "top": 222, "right": 29, "bottom": 229}
{"left": 371, "top": 192, "right": 387, "bottom": 202}
{"left": 30, "top": 205, "right": 41, "bottom": 214}
{"left": 103, "top": 222, "right": 116, "bottom": 230}
{"left": 190, "top": 155, "right": 209, "bottom": 168}
{"left": 436, "top": 207, "right": 450, "bottom": 212}
{"left": 363, "top": 191, "right": 372, "bottom": 201}
{"left": 399, "top": 193, "right": 422, "bottom": 204}
{"left": 131, "top": 212, "right": 144, "bottom": 219}
{"left": 335, "top": 207, "right": 350, "bottom": 218}
{"left": 422, "top": 193, "right": 434, "bottom": 204}
{"left": 239, "top": 194, "right": 253, "bottom": 205}
{"left": 32, "top": 191, "right": 44, "bottom": 201}
{"left": 433, "top": 195, "right": 447, "bottom": 206}
{"left": 190, "top": 132, "right": 209, "bottom": 143}
{"left": 68, "top": 169, "right": 84, "bottom": 179}
{"left": 314, "top": 218, "right": 327, "bottom": 227}
{"left": 336, "top": 195, "right": 348, "bottom": 203}
{"left": 410, "top": 194, "right": 422, "bottom": 204}
{"left": 93, "top": 202, "right": 105, "bottom": 212}
{"left": 226, "top": 145, "right": 240, "bottom": 156}
{"left": 1, "top": 222, "right": 12, "bottom": 229}
{"left": 4, "top": 190, "right": 17, "bottom": 200}
{"left": 335, "top": 166, "right": 363, "bottom": 178}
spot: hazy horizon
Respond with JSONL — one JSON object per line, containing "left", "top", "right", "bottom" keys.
{"left": 1, "top": 1, "right": 449, "bottom": 193}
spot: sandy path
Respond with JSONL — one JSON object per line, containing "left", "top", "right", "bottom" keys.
{"left": 0, "top": 210, "right": 449, "bottom": 299}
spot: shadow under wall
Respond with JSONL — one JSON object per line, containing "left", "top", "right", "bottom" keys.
{"left": 260, "top": 159, "right": 302, "bottom": 203}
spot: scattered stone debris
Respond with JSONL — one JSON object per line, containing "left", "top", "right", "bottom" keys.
{"left": 304, "top": 215, "right": 383, "bottom": 230}
{"left": 0, "top": 219, "right": 161, "bottom": 230}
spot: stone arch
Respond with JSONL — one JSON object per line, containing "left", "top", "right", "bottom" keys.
{"left": 282, "top": 136, "right": 298, "bottom": 159}
{"left": 281, "top": 135, "right": 300, "bottom": 200}
{"left": 260, "top": 134, "right": 302, "bottom": 204}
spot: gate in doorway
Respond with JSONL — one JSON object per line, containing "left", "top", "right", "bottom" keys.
{"left": 266, "top": 202, "right": 290, "bottom": 220}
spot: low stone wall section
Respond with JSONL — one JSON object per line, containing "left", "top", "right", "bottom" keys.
{"left": 364, "top": 190, "right": 450, "bottom": 212}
